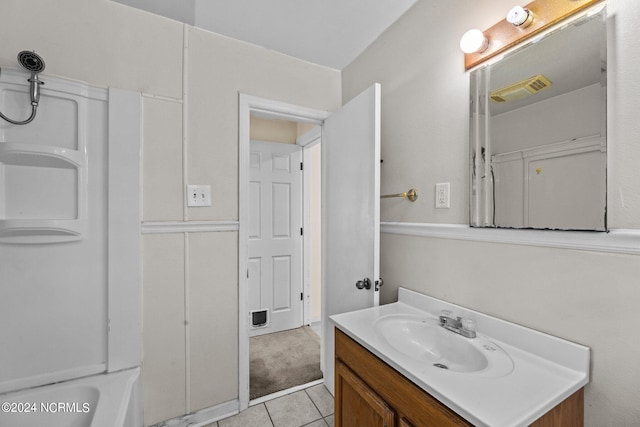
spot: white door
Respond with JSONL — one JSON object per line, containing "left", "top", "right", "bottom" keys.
{"left": 322, "top": 83, "right": 381, "bottom": 393}
{"left": 248, "top": 140, "right": 303, "bottom": 336}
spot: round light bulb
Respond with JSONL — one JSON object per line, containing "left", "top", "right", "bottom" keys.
{"left": 507, "top": 6, "right": 534, "bottom": 28}
{"left": 460, "top": 29, "right": 489, "bottom": 54}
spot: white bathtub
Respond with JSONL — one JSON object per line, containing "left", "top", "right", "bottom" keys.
{"left": 0, "top": 368, "right": 140, "bottom": 427}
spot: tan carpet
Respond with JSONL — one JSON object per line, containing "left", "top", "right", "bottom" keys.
{"left": 250, "top": 326, "right": 322, "bottom": 399}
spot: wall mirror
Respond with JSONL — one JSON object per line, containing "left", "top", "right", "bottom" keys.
{"left": 469, "top": 7, "right": 607, "bottom": 231}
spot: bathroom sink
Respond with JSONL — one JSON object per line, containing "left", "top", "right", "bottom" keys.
{"left": 331, "top": 288, "right": 591, "bottom": 426}
{"left": 374, "top": 314, "right": 513, "bottom": 377}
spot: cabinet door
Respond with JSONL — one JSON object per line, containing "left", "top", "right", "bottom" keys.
{"left": 399, "top": 418, "right": 415, "bottom": 427}
{"left": 335, "top": 360, "right": 395, "bottom": 427}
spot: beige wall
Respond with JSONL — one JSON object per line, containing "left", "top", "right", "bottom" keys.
{"left": 343, "top": 1, "right": 640, "bottom": 425}
{"left": 250, "top": 116, "right": 298, "bottom": 144}
{"left": 248, "top": 118, "right": 318, "bottom": 144}
{"left": 185, "top": 26, "right": 340, "bottom": 222}
{"left": 153, "top": 24, "right": 340, "bottom": 424}
{"left": 0, "top": 1, "right": 341, "bottom": 425}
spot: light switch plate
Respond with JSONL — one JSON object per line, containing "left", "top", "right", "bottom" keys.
{"left": 187, "top": 185, "right": 211, "bottom": 207}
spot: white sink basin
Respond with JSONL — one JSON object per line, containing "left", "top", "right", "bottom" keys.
{"left": 374, "top": 314, "right": 513, "bottom": 377}
{"left": 331, "top": 288, "right": 591, "bottom": 427}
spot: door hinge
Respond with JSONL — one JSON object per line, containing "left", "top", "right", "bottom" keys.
{"left": 300, "top": 292, "right": 304, "bottom": 301}
{"left": 300, "top": 162, "right": 304, "bottom": 171}
{"left": 300, "top": 227, "right": 304, "bottom": 236}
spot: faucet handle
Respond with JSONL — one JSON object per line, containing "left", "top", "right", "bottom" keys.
{"left": 439, "top": 310, "right": 453, "bottom": 325}
{"left": 461, "top": 318, "right": 476, "bottom": 333}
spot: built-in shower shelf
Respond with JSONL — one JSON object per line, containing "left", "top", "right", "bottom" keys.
{"left": 0, "top": 219, "right": 83, "bottom": 243}
{"left": 0, "top": 142, "right": 86, "bottom": 244}
{"left": 0, "top": 66, "right": 93, "bottom": 245}
{"left": 0, "top": 142, "right": 84, "bottom": 169}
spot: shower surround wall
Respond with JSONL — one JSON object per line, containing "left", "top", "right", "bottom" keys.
{"left": 0, "top": 1, "right": 341, "bottom": 425}
{"left": 0, "top": 68, "right": 141, "bottom": 396}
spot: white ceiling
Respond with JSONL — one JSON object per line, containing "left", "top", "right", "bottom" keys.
{"left": 112, "top": 0, "right": 417, "bottom": 70}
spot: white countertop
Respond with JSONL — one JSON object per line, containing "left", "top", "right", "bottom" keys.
{"left": 330, "top": 287, "right": 590, "bottom": 427}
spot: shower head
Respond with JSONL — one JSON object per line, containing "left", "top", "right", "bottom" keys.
{"left": 16, "top": 51, "right": 46, "bottom": 107}
{"left": 17, "top": 51, "right": 46, "bottom": 74}
{"left": 0, "top": 50, "right": 46, "bottom": 124}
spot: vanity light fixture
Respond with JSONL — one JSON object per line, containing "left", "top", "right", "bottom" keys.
{"left": 461, "top": 0, "right": 603, "bottom": 69}
{"left": 460, "top": 29, "right": 489, "bottom": 54}
{"left": 506, "top": 6, "right": 535, "bottom": 28}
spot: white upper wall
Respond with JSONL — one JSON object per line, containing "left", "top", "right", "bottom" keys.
{"left": 0, "top": 0, "right": 184, "bottom": 99}
{"left": 112, "top": 0, "right": 196, "bottom": 25}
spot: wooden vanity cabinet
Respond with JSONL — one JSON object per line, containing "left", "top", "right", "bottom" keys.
{"left": 335, "top": 360, "right": 395, "bottom": 427}
{"left": 334, "top": 328, "right": 584, "bottom": 427}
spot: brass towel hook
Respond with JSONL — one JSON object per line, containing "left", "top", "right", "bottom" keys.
{"left": 381, "top": 188, "right": 418, "bottom": 202}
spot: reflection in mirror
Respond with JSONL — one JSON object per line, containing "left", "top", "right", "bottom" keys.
{"left": 469, "top": 7, "right": 607, "bottom": 231}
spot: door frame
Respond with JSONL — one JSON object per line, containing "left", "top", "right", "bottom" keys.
{"left": 297, "top": 126, "right": 322, "bottom": 326}
{"left": 239, "top": 94, "right": 330, "bottom": 410}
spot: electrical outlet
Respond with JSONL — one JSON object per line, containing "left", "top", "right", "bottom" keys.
{"left": 187, "top": 185, "right": 212, "bottom": 207}
{"left": 435, "top": 182, "right": 450, "bottom": 209}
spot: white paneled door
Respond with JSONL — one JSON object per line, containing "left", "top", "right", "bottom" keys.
{"left": 248, "top": 140, "right": 303, "bottom": 336}
{"left": 322, "top": 83, "right": 381, "bottom": 393}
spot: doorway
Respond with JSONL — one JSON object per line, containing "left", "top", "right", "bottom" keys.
{"left": 239, "top": 84, "right": 381, "bottom": 409}
{"left": 247, "top": 118, "right": 323, "bottom": 400}
{"left": 240, "top": 100, "right": 329, "bottom": 408}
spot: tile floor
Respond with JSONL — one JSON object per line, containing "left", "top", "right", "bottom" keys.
{"left": 205, "top": 383, "right": 334, "bottom": 427}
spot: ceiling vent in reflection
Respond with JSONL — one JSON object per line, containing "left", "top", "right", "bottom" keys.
{"left": 490, "top": 74, "right": 552, "bottom": 102}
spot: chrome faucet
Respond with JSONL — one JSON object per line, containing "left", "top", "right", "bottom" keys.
{"left": 439, "top": 310, "right": 476, "bottom": 339}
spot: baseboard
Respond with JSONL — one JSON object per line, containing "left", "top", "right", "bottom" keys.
{"left": 149, "top": 399, "right": 239, "bottom": 427}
